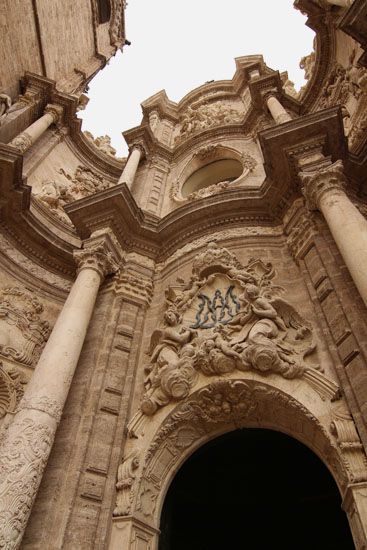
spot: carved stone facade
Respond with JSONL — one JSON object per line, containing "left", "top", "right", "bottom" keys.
{"left": 0, "top": 1, "right": 367, "bottom": 549}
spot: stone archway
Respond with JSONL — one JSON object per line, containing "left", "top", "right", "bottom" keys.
{"left": 159, "top": 428, "right": 354, "bottom": 550}
{"left": 109, "top": 378, "right": 367, "bottom": 550}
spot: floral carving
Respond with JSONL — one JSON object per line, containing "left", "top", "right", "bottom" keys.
{"left": 141, "top": 244, "right": 323, "bottom": 415}
{"left": 74, "top": 242, "right": 120, "bottom": 279}
{"left": 0, "top": 363, "right": 27, "bottom": 419}
{"left": 10, "top": 132, "right": 33, "bottom": 153}
{"left": 0, "top": 417, "right": 54, "bottom": 548}
{"left": 0, "top": 287, "right": 51, "bottom": 366}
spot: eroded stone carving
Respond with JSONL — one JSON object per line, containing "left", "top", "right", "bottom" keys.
{"left": 34, "top": 165, "right": 113, "bottom": 225}
{"left": 84, "top": 131, "right": 117, "bottom": 157}
{"left": 175, "top": 101, "right": 243, "bottom": 143}
{"left": 141, "top": 243, "right": 324, "bottom": 415}
{"left": 0, "top": 92, "right": 12, "bottom": 126}
{"left": 0, "top": 287, "right": 51, "bottom": 366}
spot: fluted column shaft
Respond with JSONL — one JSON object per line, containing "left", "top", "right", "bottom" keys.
{"left": 266, "top": 95, "right": 292, "bottom": 125}
{"left": 9, "top": 104, "right": 63, "bottom": 153}
{"left": 118, "top": 146, "right": 142, "bottom": 189}
{"left": 0, "top": 233, "right": 120, "bottom": 549}
{"left": 301, "top": 160, "right": 367, "bottom": 308}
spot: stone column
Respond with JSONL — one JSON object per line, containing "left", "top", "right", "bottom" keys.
{"left": 0, "top": 231, "right": 122, "bottom": 549}
{"left": 118, "top": 144, "right": 144, "bottom": 189}
{"left": 9, "top": 104, "right": 63, "bottom": 154}
{"left": 265, "top": 94, "right": 292, "bottom": 125}
{"left": 300, "top": 159, "right": 367, "bottom": 308}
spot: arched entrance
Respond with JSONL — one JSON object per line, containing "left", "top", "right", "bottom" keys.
{"left": 159, "top": 428, "right": 354, "bottom": 550}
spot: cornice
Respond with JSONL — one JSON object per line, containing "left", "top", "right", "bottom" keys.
{"left": 294, "top": 1, "right": 336, "bottom": 114}
{"left": 258, "top": 106, "right": 347, "bottom": 194}
{"left": 338, "top": 0, "right": 367, "bottom": 68}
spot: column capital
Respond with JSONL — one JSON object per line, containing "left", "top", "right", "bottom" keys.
{"left": 300, "top": 159, "right": 347, "bottom": 211}
{"left": 128, "top": 141, "right": 147, "bottom": 159}
{"left": 44, "top": 103, "right": 64, "bottom": 124}
{"left": 73, "top": 229, "right": 124, "bottom": 279}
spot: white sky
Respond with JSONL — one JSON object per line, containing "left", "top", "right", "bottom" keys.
{"left": 79, "top": 0, "right": 315, "bottom": 156}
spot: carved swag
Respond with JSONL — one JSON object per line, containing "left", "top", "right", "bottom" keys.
{"left": 141, "top": 243, "right": 322, "bottom": 416}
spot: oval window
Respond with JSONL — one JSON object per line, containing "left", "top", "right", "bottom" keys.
{"left": 182, "top": 159, "right": 242, "bottom": 198}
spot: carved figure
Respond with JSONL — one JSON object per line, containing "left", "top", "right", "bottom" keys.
{"left": 141, "top": 247, "right": 321, "bottom": 415}
{"left": 141, "top": 309, "right": 197, "bottom": 415}
{"left": 113, "top": 453, "right": 140, "bottom": 516}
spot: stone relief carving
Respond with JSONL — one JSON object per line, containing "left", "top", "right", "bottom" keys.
{"left": 113, "top": 452, "right": 140, "bottom": 516}
{"left": 0, "top": 362, "right": 27, "bottom": 419}
{"left": 171, "top": 150, "right": 257, "bottom": 203}
{"left": 34, "top": 165, "right": 113, "bottom": 225}
{"left": 133, "top": 379, "right": 348, "bottom": 522}
{"left": 156, "top": 228, "right": 284, "bottom": 270}
{"left": 84, "top": 130, "right": 118, "bottom": 158}
{"left": 331, "top": 407, "right": 367, "bottom": 483}
{"left": 0, "top": 287, "right": 51, "bottom": 366}
{"left": 141, "top": 243, "right": 328, "bottom": 416}
{"left": 0, "top": 417, "right": 54, "bottom": 548}
{"left": 175, "top": 101, "right": 243, "bottom": 144}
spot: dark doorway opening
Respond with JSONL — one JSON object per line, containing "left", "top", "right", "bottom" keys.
{"left": 159, "top": 429, "right": 354, "bottom": 550}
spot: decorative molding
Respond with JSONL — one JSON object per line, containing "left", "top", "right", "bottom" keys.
{"left": 300, "top": 160, "right": 347, "bottom": 211}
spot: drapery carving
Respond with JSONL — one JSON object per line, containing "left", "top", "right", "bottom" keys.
{"left": 141, "top": 243, "right": 328, "bottom": 416}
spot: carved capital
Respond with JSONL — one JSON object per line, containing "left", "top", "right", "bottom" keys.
{"left": 74, "top": 230, "right": 123, "bottom": 279}
{"left": 44, "top": 103, "right": 63, "bottom": 124}
{"left": 300, "top": 160, "right": 347, "bottom": 211}
{"left": 129, "top": 142, "right": 147, "bottom": 160}
{"left": 9, "top": 132, "right": 33, "bottom": 153}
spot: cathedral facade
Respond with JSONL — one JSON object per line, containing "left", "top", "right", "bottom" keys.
{"left": 0, "top": 0, "right": 367, "bottom": 548}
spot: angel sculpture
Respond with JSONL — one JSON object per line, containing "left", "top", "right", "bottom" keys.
{"left": 227, "top": 283, "right": 317, "bottom": 379}
{"left": 141, "top": 308, "right": 198, "bottom": 415}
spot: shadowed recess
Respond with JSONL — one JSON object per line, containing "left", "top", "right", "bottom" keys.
{"left": 159, "top": 428, "right": 354, "bottom": 550}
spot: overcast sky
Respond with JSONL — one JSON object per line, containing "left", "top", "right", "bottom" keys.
{"left": 79, "top": 0, "right": 315, "bottom": 156}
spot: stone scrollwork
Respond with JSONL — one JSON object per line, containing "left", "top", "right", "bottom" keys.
{"left": 0, "top": 287, "right": 51, "bottom": 367}
{"left": 331, "top": 407, "right": 367, "bottom": 483}
{"left": 113, "top": 452, "right": 140, "bottom": 516}
{"left": 0, "top": 362, "right": 27, "bottom": 419}
{"left": 141, "top": 242, "right": 328, "bottom": 416}
{"left": 0, "top": 417, "right": 54, "bottom": 548}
